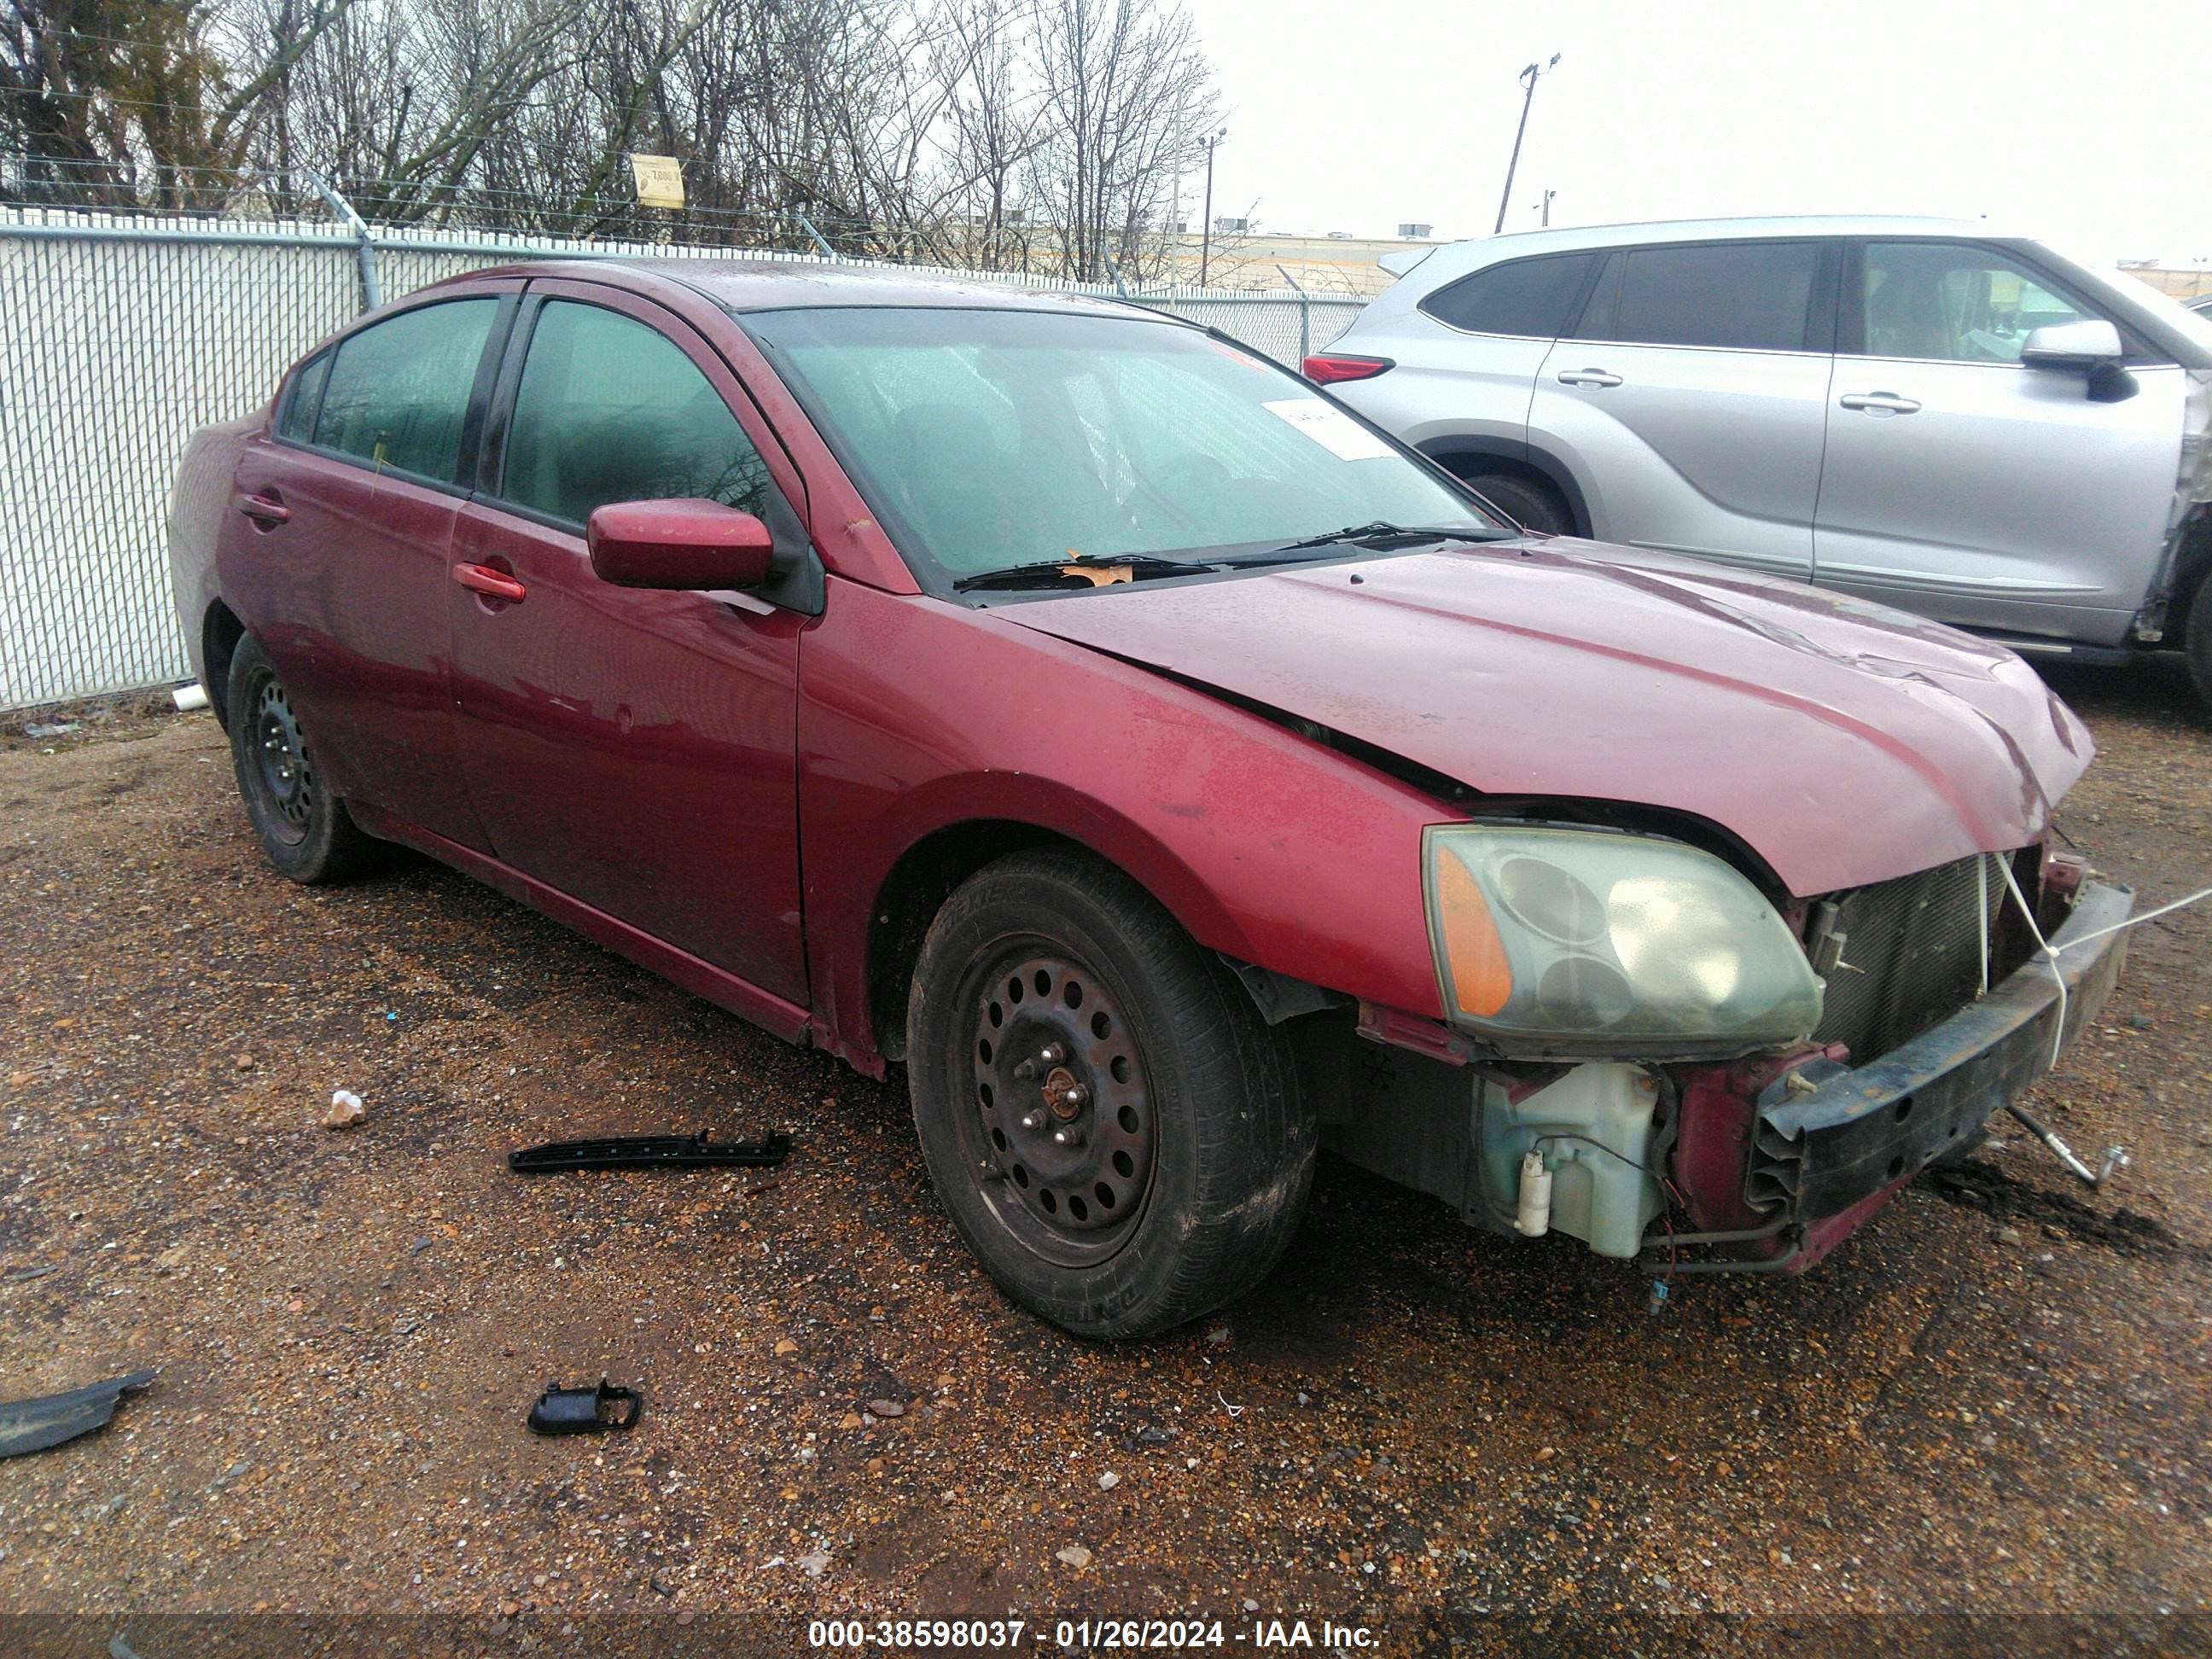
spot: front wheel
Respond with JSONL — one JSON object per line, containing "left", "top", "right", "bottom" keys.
{"left": 226, "top": 635, "right": 374, "bottom": 884}
{"left": 906, "top": 848, "right": 1315, "bottom": 1338}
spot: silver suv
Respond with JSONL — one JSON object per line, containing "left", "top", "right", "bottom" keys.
{"left": 1313, "top": 217, "right": 2212, "bottom": 703}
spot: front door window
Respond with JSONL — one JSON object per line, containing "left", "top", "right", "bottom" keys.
{"left": 1860, "top": 243, "right": 2093, "bottom": 364}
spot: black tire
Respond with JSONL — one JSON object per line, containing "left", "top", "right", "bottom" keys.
{"left": 225, "top": 635, "right": 374, "bottom": 885}
{"left": 2186, "top": 573, "right": 2212, "bottom": 712}
{"left": 905, "top": 848, "right": 1315, "bottom": 1339}
{"left": 1464, "top": 471, "right": 1571, "bottom": 537}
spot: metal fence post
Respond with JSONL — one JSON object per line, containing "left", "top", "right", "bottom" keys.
{"left": 306, "top": 172, "right": 381, "bottom": 311}
{"left": 795, "top": 213, "right": 836, "bottom": 260}
{"left": 1276, "top": 265, "right": 1311, "bottom": 362}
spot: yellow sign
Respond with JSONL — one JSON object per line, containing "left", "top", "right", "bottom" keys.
{"left": 630, "top": 154, "right": 684, "bottom": 210}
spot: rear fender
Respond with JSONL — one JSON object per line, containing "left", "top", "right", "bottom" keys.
{"left": 166, "top": 410, "right": 264, "bottom": 695}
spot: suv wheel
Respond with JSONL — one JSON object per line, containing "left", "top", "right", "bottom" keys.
{"left": 905, "top": 848, "right": 1315, "bottom": 1338}
{"left": 226, "top": 636, "right": 374, "bottom": 884}
{"left": 2187, "top": 574, "right": 2212, "bottom": 711}
{"left": 1464, "top": 471, "right": 1571, "bottom": 537}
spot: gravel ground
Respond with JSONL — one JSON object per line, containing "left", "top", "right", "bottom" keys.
{"left": 1, "top": 661, "right": 2208, "bottom": 1657}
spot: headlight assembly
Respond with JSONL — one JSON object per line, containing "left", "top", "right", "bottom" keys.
{"left": 1423, "top": 824, "right": 1822, "bottom": 1054}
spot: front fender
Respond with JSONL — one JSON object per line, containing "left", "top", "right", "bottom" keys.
{"left": 797, "top": 583, "right": 1452, "bottom": 1070}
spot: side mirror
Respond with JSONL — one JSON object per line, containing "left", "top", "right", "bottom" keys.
{"left": 2019, "top": 318, "right": 2123, "bottom": 370}
{"left": 587, "top": 498, "right": 776, "bottom": 591}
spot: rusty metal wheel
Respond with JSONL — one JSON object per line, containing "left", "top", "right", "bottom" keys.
{"left": 906, "top": 847, "right": 1316, "bottom": 1339}
{"left": 225, "top": 635, "right": 374, "bottom": 886}
{"left": 964, "top": 948, "right": 1155, "bottom": 1268}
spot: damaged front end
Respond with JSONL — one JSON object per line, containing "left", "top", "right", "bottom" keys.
{"left": 1310, "top": 837, "right": 2130, "bottom": 1274}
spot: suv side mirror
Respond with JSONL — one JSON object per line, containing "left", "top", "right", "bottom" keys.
{"left": 587, "top": 498, "right": 775, "bottom": 591}
{"left": 2019, "top": 318, "right": 2123, "bottom": 370}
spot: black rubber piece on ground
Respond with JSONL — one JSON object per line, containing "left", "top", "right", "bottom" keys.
{"left": 226, "top": 635, "right": 375, "bottom": 884}
{"left": 0, "top": 1370, "right": 157, "bottom": 1458}
{"left": 906, "top": 847, "right": 1316, "bottom": 1339}
{"left": 508, "top": 1132, "right": 792, "bottom": 1174}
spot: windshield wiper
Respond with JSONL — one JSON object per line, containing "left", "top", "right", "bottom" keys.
{"left": 1250, "top": 521, "right": 1516, "bottom": 557}
{"left": 953, "top": 552, "right": 1221, "bottom": 592}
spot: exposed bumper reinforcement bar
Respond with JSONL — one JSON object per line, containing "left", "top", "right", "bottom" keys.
{"left": 1662, "top": 879, "right": 2132, "bottom": 1273}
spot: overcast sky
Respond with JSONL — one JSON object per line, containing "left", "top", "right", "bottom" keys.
{"left": 1181, "top": 0, "right": 2211, "bottom": 268}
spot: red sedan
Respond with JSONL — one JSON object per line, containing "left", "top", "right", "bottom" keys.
{"left": 169, "top": 261, "right": 2128, "bottom": 1336}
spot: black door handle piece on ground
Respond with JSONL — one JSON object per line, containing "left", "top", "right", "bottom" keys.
{"left": 527, "top": 1379, "right": 643, "bottom": 1436}
{"left": 507, "top": 1131, "right": 791, "bottom": 1174}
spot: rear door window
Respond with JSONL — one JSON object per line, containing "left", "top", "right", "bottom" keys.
{"left": 1422, "top": 253, "right": 1598, "bottom": 338}
{"left": 312, "top": 300, "right": 498, "bottom": 482}
{"left": 497, "top": 300, "right": 772, "bottom": 527}
{"left": 1578, "top": 242, "right": 1819, "bottom": 352}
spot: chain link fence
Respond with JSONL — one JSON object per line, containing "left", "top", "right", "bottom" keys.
{"left": 0, "top": 206, "right": 1367, "bottom": 709}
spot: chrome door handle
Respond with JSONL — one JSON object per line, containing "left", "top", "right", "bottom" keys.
{"left": 1557, "top": 369, "right": 1622, "bottom": 388}
{"left": 1838, "top": 392, "right": 1922, "bottom": 415}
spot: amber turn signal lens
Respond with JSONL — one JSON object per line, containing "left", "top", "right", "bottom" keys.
{"left": 1435, "top": 848, "right": 1513, "bottom": 1017}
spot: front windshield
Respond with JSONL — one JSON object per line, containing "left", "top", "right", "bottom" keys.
{"left": 740, "top": 306, "right": 1494, "bottom": 587}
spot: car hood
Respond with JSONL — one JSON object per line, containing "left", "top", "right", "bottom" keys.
{"left": 998, "top": 538, "right": 2093, "bottom": 897}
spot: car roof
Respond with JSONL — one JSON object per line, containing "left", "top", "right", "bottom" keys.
{"left": 1457, "top": 214, "right": 2019, "bottom": 255}
{"left": 434, "top": 257, "right": 1165, "bottom": 320}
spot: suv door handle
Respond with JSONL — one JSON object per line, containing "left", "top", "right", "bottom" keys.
{"left": 453, "top": 562, "right": 527, "bottom": 604}
{"left": 1557, "top": 369, "right": 1623, "bottom": 388}
{"left": 234, "top": 490, "right": 290, "bottom": 527}
{"left": 1838, "top": 391, "right": 1923, "bottom": 415}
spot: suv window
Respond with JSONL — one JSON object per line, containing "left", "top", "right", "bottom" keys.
{"left": 1860, "top": 242, "right": 2093, "bottom": 363}
{"left": 1422, "top": 253, "right": 1598, "bottom": 337}
{"left": 1578, "top": 242, "right": 1819, "bottom": 352}
{"left": 500, "top": 300, "right": 771, "bottom": 527}
{"left": 312, "top": 300, "right": 497, "bottom": 481}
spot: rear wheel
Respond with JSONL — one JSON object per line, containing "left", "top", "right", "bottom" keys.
{"left": 225, "top": 636, "right": 373, "bottom": 885}
{"left": 2186, "top": 573, "right": 2212, "bottom": 711}
{"left": 906, "top": 848, "right": 1315, "bottom": 1338}
{"left": 1464, "top": 471, "right": 1572, "bottom": 537}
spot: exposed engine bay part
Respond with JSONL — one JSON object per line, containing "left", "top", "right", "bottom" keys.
{"left": 507, "top": 1131, "right": 791, "bottom": 1175}
{"left": 1219, "top": 956, "right": 1348, "bottom": 1025}
{"left": 1307, "top": 1027, "right": 1665, "bottom": 1261}
{"left": 0, "top": 1369, "right": 157, "bottom": 1459}
{"left": 2005, "top": 1102, "right": 2128, "bottom": 1188}
{"left": 1513, "top": 1150, "right": 1552, "bottom": 1238}
{"left": 527, "top": 1379, "right": 643, "bottom": 1436}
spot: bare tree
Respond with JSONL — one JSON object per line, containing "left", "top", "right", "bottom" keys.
{"left": 4, "top": 0, "right": 1225, "bottom": 281}
{"left": 3, "top": 0, "right": 352, "bottom": 207}
{"left": 1022, "top": 0, "right": 1214, "bottom": 282}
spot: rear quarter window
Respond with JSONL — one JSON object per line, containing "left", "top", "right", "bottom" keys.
{"left": 1578, "top": 242, "right": 1819, "bottom": 352}
{"left": 1420, "top": 252, "right": 1598, "bottom": 338}
{"left": 276, "top": 352, "right": 330, "bottom": 443}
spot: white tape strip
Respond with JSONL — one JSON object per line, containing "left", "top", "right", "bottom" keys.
{"left": 2000, "top": 864, "right": 2212, "bottom": 1071}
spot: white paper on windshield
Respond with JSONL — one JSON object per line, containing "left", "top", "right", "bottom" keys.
{"left": 1261, "top": 398, "right": 1394, "bottom": 462}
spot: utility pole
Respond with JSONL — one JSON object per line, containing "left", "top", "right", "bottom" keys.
{"left": 1199, "top": 128, "right": 1227, "bottom": 286}
{"left": 1537, "top": 188, "right": 1557, "bottom": 227}
{"left": 1494, "top": 55, "right": 1560, "bottom": 236}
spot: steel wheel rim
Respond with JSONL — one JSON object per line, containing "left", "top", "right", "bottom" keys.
{"left": 252, "top": 678, "right": 315, "bottom": 843}
{"left": 959, "top": 942, "right": 1155, "bottom": 1269}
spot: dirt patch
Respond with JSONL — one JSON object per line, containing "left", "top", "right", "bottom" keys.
{"left": 0, "top": 658, "right": 2209, "bottom": 1647}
